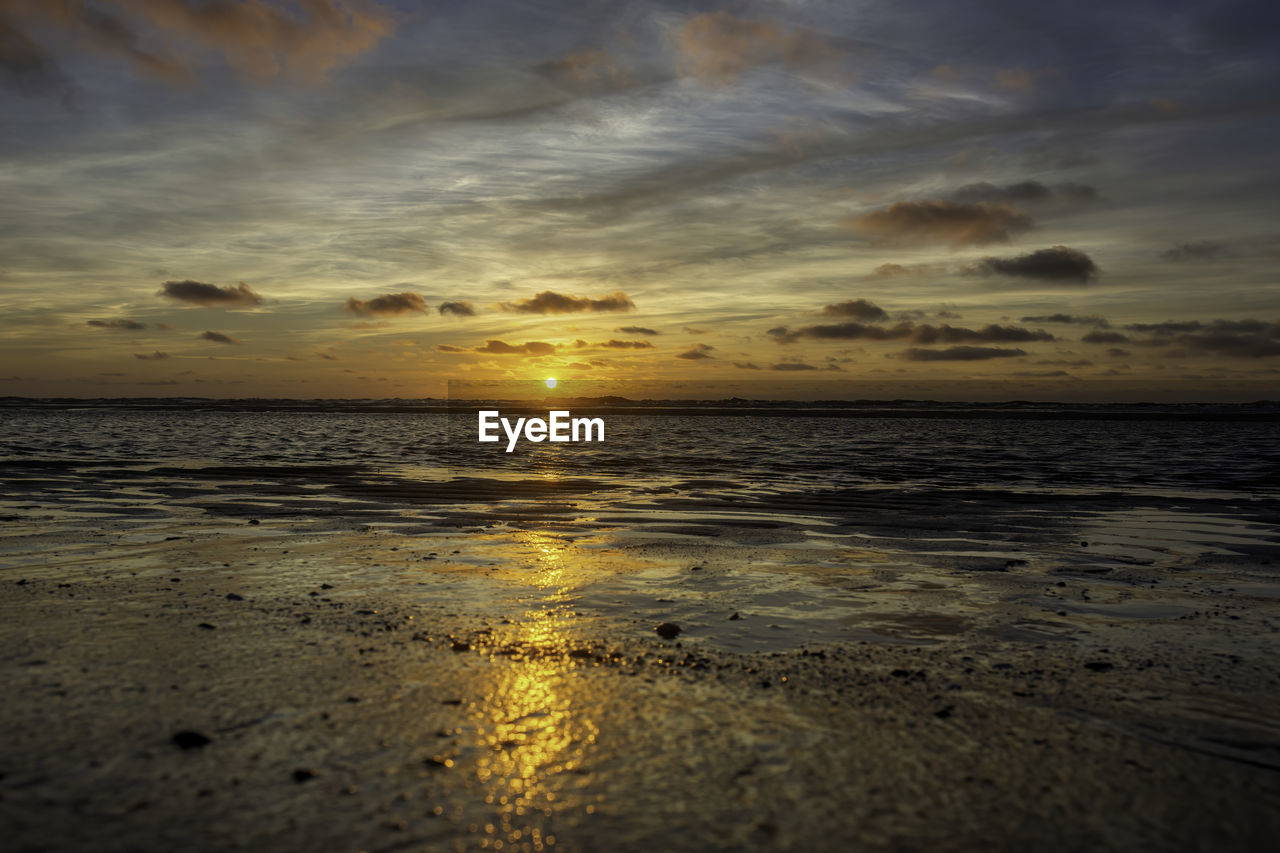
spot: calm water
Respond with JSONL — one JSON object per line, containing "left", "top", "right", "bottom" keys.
{"left": 2, "top": 409, "right": 1278, "bottom": 497}
{"left": 4, "top": 407, "right": 1279, "bottom": 648}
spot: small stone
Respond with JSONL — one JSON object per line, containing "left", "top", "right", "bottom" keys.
{"left": 197, "top": 623, "right": 216, "bottom": 630}
{"left": 450, "top": 640, "right": 470, "bottom": 652}
{"left": 225, "top": 593, "right": 243, "bottom": 601}
{"left": 1084, "top": 661, "right": 1113, "bottom": 672}
{"left": 248, "top": 519, "right": 260, "bottom": 525}
{"left": 172, "top": 730, "right": 211, "bottom": 750}
{"left": 292, "top": 769, "right": 316, "bottom": 783}
{"left": 655, "top": 623, "right": 681, "bottom": 639}
{"left": 728, "top": 612, "right": 741, "bottom": 621}
{"left": 934, "top": 705, "right": 955, "bottom": 719}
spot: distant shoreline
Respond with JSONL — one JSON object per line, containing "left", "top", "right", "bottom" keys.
{"left": 3, "top": 396, "right": 1279, "bottom": 420}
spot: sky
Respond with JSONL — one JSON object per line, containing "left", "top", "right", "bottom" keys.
{"left": 1, "top": 0, "right": 1279, "bottom": 401}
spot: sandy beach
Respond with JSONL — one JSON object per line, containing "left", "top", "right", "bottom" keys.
{"left": 4, "top": 493, "right": 1280, "bottom": 851}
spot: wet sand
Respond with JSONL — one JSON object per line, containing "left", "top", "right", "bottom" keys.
{"left": 3, "top": 511, "right": 1280, "bottom": 852}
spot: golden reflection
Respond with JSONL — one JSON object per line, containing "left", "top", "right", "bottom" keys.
{"left": 514, "top": 527, "right": 570, "bottom": 589}
{"left": 471, "top": 604, "right": 599, "bottom": 850}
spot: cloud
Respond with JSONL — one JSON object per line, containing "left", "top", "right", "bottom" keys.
{"left": 844, "top": 201, "right": 1034, "bottom": 248}
{"left": 952, "top": 181, "right": 1098, "bottom": 206}
{"left": 1124, "top": 319, "right": 1275, "bottom": 335}
{"left": 969, "top": 246, "right": 1099, "bottom": 282}
{"left": 769, "top": 362, "right": 819, "bottom": 371}
{"left": 870, "top": 263, "right": 912, "bottom": 278}
{"left": 911, "top": 324, "right": 1052, "bottom": 344}
{"left": 434, "top": 344, "right": 466, "bottom": 353}
{"left": 1159, "top": 241, "right": 1231, "bottom": 262}
{"left": 768, "top": 321, "right": 1052, "bottom": 345}
{"left": 733, "top": 361, "right": 761, "bottom": 369}
{"left": 676, "top": 343, "right": 715, "bottom": 360}
{"left": 500, "top": 290, "right": 634, "bottom": 314}
{"left": 994, "top": 66, "right": 1035, "bottom": 92}
{"left": 1124, "top": 319, "right": 1280, "bottom": 357}
{"left": 820, "top": 299, "right": 888, "bottom": 322}
{"left": 672, "top": 11, "right": 842, "bottom": 83}
{"left": 1, "top": 0, "right": 393, "bottom": 93}
{"left": 344, "top": 292, "right": 426, "bottom": 317}
{"left": 160, "top": 279, "right": 263, "bottom": 307}
{"left": 0, "top": 13, "right": 74, "bottom": 98}
{"left": 200, "top": 330, "right": 239, "bottom": 344}
{"left": 616, "top": 326, "right": 659, "bottom": 335}
{"left": 1021, "top": 314, "right": 1109, "bottom": 327}
{"left": 87, "top": 318, "right": 146, "bottom": 330}
{"left": 474, "top": 339, "right": 556, "bottom": 356}
{"left": 1081, "top": 330, "right": 1129, "bottom": 344}
{"left": 898, "top": 346, "right": 1027, "bottom": 361}
{"left": 597, "top": 339, "right": 655, "bottom": 350}
{"left": 134, "top": 350, "right": 170, "bottom": 360}
{"left": 534, "top": 48, "right": 625, "bottom": 89}
{"left": 438, "top": 301, "right": 475, "bottom": 316}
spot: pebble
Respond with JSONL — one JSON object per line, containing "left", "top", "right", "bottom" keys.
{"left": 655, "top": 623, "right": 682, "bottom": 639}
{"left": 172, "top": 730, "right": 211, "bottom": 750}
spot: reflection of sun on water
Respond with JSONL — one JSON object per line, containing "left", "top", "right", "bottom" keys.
{"left": 463, "top": 527, "right": 606, "bottom": 848}
{"left": 473, "top": 603, "right": 600, "bottom": 849}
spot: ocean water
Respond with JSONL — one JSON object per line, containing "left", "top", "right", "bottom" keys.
{"left": 3, "top": 405, "right": 1278, "bottom": 555}
{"left": 3, "top": 405, "right": 1280, "bottom": 650}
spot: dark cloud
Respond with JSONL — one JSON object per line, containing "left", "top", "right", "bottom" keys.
{"left": 200, "top": 330, "right": 239, "bottom": 344}
{"left": 1159, "top": 241, "right": 1231, "bottom": 262}
{"left": 820, "top": 299, "right": 888, "bottom": 322}
{"left": 598, "top": 339, "right": 655, "bottom": 350}
{"left": 1081, "top": 330, "right": 1129, "bottom": 344}
{"left": 1125, "top": 319, "right": 1277, "bottom": 335}
{"left": 0, "top": 14, "right": 72, "bottom": 98}
{"left": 769, "top": 362, "right": 819, "bottom": 371}
{"left": 844, "top": 201, "right": 1034, "bottom": 248}
{"left": 1107, "top": 348, "right": 1131, "bottom": 358}
{"left": 898, "top": 346, "right": 1027, "bottom": 361}
{"left": 616, "top": 326, "right": 659, "bottom": 335}
{"left": 768, "top": 321, "right": 900, "bottom": 343}
{"left": 160, "top": 280, "right": 263, "bottom": 307}
{"left": 969, "top": 246, "right": 1099, "bottom": 283}
{"left": 952, "top": 181, "right": 1098, "bottom": 206}
{"left": 438, "top": 301, "right": 475, "bottom": 316}
{"left": 316, "top": 352, "right": 337, "bottom": 360}
{"left": 733, "top": 361, "right": 761, "bottom": 369}
{"left": 345, "top": 292, "right": 426, "bottom": 317}
{"left": 1021, "top": 314, "right": 1109, "bottom": 327}
{"left": 769, "top": 321, "right": 1051, "bottom": 345}
{"left": 910, "top": 324, "right": 1053, "bottom": 344}
{"left": 500, "top": 290, "right": 635, "bottom": 314}
{"left": 434, "top": 344, "right": 467, "bottom": 353}
{"left": 676, "top": 343, "right": 715, "bottom": 360}
{"left": 1012, "top": 370, "right": 1073, "bottom": 377}
{"left": 1, "top": 0, "right": 392, "bottom": 93}
{"left": 1122, "top": 319, "right": 1280, "bottom": 357}
{"left": 134, "top": 351, "right": 170, "bottom": 360}
{"left": 474, "top": 340, "right": 557, "bottom": 356}
{"left": 1166, "top": 333, "right": 1280, "bottom": 358}
{"left": 87, "top": 318, "right": 146, "bottom": 330}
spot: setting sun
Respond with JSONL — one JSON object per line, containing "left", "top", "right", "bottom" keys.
{"left": 545, "top": 377, "right": 557, "bottom": 389}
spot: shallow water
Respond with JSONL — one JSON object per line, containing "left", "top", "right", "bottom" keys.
{"left": 3, "top": 408, "right": 1279, "bottom": 651}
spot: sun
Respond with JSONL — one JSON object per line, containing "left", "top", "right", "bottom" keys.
{"left": 545, "top": 377, "right": 557, "bottom": 389}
